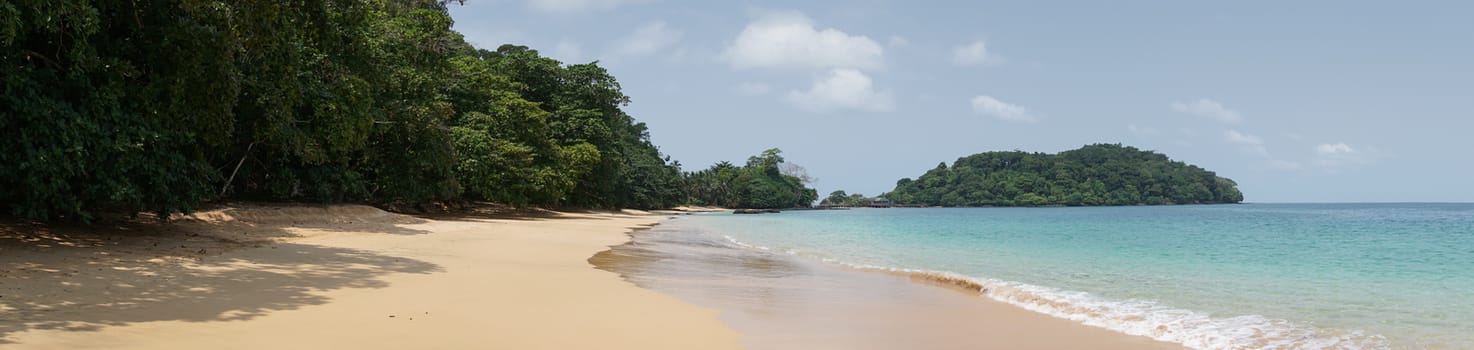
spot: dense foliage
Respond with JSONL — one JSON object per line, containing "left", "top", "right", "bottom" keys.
{"left": 684, "top": 149, "right": 818, "bottom": 209}
{"left": 0, "top": 1, "right": 686, "bottom": 220}
{"left": 883, "top": 144, "right": 1243, "bottom": 206}
{"left": 820, "top": 191, "right": 874, "bottom": 207}
{"left": 447, "top": 44, "right": 686, "bottom": 209}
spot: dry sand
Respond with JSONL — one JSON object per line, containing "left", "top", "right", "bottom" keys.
{"left": 0, "top": 205, "right": 741, "bottom": 349}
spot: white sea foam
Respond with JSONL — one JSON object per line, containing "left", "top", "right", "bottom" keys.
{"left": 720, "top": 235, "right": 1391, "bottom": 350}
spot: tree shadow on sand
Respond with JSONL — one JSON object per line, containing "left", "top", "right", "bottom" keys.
{"left": 0, "top": 207, "right": 443, "bottom": 345}
{"left": 413, "top": 203, "right": 623, "bottom": 222}
{"left": 180, "top": 203, "right": 439, "bottom": 237}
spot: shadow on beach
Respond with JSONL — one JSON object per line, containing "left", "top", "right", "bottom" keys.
{"left": 0, "top": 205, "right": 443, "bottom": 344}
{"left": 410, "top": 203, "right": 636, "bottom": 222}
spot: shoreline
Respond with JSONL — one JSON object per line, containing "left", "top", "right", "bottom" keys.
{"left": 592, "top": 218, "right": 1184, "bottom": 350}
{"left": 0, "top": 204, "right": 741, "bottom": 349}
{"left": 693, "top": 207, "right": 1414, "bottom": 349}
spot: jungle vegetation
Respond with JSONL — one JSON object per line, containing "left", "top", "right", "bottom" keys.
{"left": 0, "top": 0, "right": 694, "bottom": 220}
{"left": 820, "top": 191, "right": 874, "bottom": 207}
{"left": 683, "top": 149, "right": 818, "bottom": 209}
{"left": 882, "top": 144, "right": 1244, "bottom": 206}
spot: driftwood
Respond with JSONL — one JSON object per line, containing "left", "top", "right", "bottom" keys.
{"left": 219, "top": 142, "right": 256, "bottom": 197}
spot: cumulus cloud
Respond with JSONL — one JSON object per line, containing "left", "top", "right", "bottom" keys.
{"left": 952, "top": 40, "right": 997, "bottom": 65}
{"left": 1224, "top": 129, "right": 1267, "bottom": 155}
{"left": 722, "top": 11, "right": 884, "bottom": 70}
{"left": 1220, "top": 133, "right": 1371, "bottom": 173}
{"left": 1311, "top": 142, "right": 1374, "bottom": 172}
{"left": 1315, "top": 142, "right": 1356, "bottom": 156}
{"left": 786, "top": 69, "right": 893, "bottom": 112}
{"left": 1173, "top": 99, "right": 1242, "bottom": 124}
{"left": 970, "top": 95, "right": 1037, "bottom": 123}
{"left": 611, "top": 21, "right": 682, "bottom": 57}
{"left": 526, "top": 0, "right": 647, "bottom": 13}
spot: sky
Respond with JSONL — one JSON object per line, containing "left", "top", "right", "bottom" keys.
{"left": 448, "top": 1, "right": 1474, "bottom": 203}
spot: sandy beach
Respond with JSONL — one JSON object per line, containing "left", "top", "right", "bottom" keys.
{"left": 4, "top": 204, "right": 1177, "bottom": 349}
{"left": 0, "top": 205, "right": 740, "bottom": 349}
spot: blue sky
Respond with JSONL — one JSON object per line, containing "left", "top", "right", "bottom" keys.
{"left": 448, "top": 1, "right": 1474, "bottom": 202}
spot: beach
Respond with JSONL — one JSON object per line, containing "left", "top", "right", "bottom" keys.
{"left": 3, "top": 204, "right": 1189, "bottom": 349}
{"left": 0, "top": 205, "right": 739, "bottom": 349}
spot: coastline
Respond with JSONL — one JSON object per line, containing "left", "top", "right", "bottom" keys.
{"left": 593, "top": 218, "right": 1183, "bottom": 350}
{"left": 0, "top": 205, "right": 741, "bottom": 349}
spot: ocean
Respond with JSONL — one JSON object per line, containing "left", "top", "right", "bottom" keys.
{"left": 653, "top": 204, "right": 1474, "bottom": 349}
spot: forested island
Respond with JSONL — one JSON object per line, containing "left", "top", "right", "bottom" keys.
{"left": 881, "top": 144, "right": 1243, "bottom": 207}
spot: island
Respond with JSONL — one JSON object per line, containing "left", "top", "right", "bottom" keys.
{"left": 881, "top": 144, "right": 1243, "bottom": 206}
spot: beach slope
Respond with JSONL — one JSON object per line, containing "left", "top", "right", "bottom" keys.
{"left": 0, "top": 205, "right": 741, "bottom": 350}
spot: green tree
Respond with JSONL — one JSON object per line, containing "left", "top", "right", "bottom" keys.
{"left": 1, "top": 0, "right": 692, "bottom": 220}
{"left": 824, "top": 190, "right": 850, "bottom": 206}
{"left": 685, "top": 149, "right": 816, "bottom": 209}
{"left": 884, "top": 144, "right": 1243, "bottom": 207}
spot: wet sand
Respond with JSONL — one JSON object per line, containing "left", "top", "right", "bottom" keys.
{"left": 592, "top": 219, "right": 1183, "bottom": 350}
{"left": 0, "top": 205, "right": 740, "bottom": 349}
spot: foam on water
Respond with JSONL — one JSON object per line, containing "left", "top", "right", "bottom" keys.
{"left": 722, "top": 233, "right": 1392, "bottom": 350}
{"left": 697, "top": 204, "right": 1474, "bottom": 349}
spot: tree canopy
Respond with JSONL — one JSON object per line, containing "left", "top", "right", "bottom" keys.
{"left": 0, "top": 1, "right": 687, "bottom": 220}
{"left": 683, "top": 149, "right": 818, "bottom": 209}
{"left": 883, "top": 144, "right": 1244, "bottom": 206}
{"left": 821, "top": 191, "right": 874, "bottom": 207}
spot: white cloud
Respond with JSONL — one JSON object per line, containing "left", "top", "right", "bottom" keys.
{"left": 526, "top": 0, "right": 647, "bottom": 13}
{"left": 1172, "top": 99, "right": 1242, "bottom": 124}
{"left": 611, "top": 21, "right": 683, "bottom": 57}
{"left": 1220, "top": 131, "right": 1303, "bottom": 169}
{"left": 1315, "top": 142, "right": 1356, "bottom": 156}
{"left": 952, "top": 40, "right": 997, "bottom": 66}
{"left": 1128, "top": 124, "right": 1161, "bottom": 136}
{"left": 1224, "top": 129, "right": 1267, "bottom": 155}
{"left": 1220, "top": 133, "right": 1371, "bottom": 173}
{"left": 786, "top": 69, "right": 893, "bottom": 112}
{"left": 723, "top": 11, "right": 884, "bottom": 70}
{"left": 970, "top": 95, "right": 1037, "bottom": 123}
{"left": 1312, "top": 142, "right": 1372, "bottom": 172}
{"left": 734, "top": 82, "right": 772, "bottom": 95}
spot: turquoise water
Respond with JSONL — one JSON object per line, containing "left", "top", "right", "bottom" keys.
{"left": 678, "top": 204, "right": 1474, "bottom": 349}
